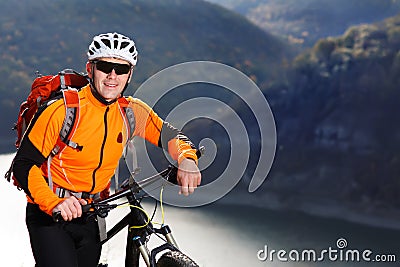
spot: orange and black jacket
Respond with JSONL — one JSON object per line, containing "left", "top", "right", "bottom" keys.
{"left": 12, "top": 85, "right": 197, "bottom": 215}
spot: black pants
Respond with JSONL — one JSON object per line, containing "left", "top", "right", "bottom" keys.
{"left": 26, "top": 203, "right": 101, "bottom": 267}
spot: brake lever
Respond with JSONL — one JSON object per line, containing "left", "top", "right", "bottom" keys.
{"left": 87, "top": 203, "right": 118, "bottom": 218}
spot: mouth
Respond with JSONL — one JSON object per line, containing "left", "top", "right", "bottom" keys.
{"left": 104, "top": 82, "right": 118, "bottom": 88}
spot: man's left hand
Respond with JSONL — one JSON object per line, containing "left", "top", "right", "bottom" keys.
{"left": 177, "top": 158, "right": 201, "bottom": 196}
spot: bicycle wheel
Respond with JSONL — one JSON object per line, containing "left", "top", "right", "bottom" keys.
{"left": 156, "top": 251, "right": 199, "bottom": 267}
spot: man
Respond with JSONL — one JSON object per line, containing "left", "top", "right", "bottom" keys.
{"left": 12, "top": 32, "right": 201, "bottom": 267}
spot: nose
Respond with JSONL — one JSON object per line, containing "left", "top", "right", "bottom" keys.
{"left": 107, "top": 69, "right": 118, "bottom": 79}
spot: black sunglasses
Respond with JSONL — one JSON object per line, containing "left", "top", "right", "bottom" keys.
{"left": 93, "top": 60, "right": 132, "bottom": 75}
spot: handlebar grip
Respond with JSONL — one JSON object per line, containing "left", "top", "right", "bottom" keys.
{"left": 52, "top": 211, "right": 63, "bottom": 222}
{"left": 52, "top": 204, "right": 92, "bottom": 222}
{"left": 81, "top": 204, "right": 92, "bottom": 213}
{"left": 167, "top": 166, "right": 178, "bottom": 185}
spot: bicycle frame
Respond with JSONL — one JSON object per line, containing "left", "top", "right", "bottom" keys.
{"left": 92, "top": 166, "right": 183, "bottom": 267}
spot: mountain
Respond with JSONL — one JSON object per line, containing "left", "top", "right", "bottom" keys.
{"left": 250, "top": 13, "right": 400, "bottom": 227}
{"left": 206, "top": 0, "right": 400, "bottom": 48}
{"left": 0, "top": 0, "right": 292, "bottom": 153}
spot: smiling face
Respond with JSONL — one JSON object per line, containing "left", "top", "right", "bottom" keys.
{"left": 86, "top": 57, "right": 133, "bottom": 101}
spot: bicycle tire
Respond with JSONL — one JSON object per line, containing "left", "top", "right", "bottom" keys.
{"left": 156, "top": 251, "right": 199, "bottom": 267}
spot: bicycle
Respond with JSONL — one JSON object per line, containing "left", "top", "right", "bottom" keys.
{"left": 53, "top": 147, "right": 204, "bottom": 267}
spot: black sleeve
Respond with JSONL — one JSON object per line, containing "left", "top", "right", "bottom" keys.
{"left": 157, "top": 122, "right": 196, "bottom": 150}
{"left": 12, "top": 136, "right": 47, "bottom": 200}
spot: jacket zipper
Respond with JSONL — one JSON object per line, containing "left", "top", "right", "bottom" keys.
{"left": 90, "top": 106, "right": 109, "bottom": 192}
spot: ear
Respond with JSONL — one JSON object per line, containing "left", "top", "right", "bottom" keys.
{"left": 86, "top": 61, "right": 93, "bottom": 79}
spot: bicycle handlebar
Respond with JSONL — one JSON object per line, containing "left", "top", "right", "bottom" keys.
{"left": 52, "top": 146, "right": 204, "bottom": 222}
{"left": 52, "top": 165, "right": 174, "bottom": 222}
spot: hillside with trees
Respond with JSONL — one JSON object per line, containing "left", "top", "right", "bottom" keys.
{"left": 0, "top": 0, "right": 292, "bottom": 152}
{"left": 255, "top": 13, "right": 400, "bottom": 224}
{"left": 206, "top": 0, "right": 400, "bottom": 48}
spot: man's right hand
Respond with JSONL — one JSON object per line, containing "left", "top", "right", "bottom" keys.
{"left": 53, "top": 196, "right": 87, "bottom": 221}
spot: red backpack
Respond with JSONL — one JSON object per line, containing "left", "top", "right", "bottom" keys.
{"left": 13, "top": 69, "right": 89, "bottom": 149}
{"left": 5, "top": 69, "right": 88, "bottom": 188}
{"left": 5, "top": 69, "right": 135, "bottom": 189}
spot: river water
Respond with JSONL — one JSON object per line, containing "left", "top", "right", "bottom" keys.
{"left": 98, "top": 201, "right": 400, "bottom": 267}
{"left": 1, "top": 152, "right": 399, "bottom": 267}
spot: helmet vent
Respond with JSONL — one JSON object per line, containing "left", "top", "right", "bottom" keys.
{"left": 121, "top": 41, "right": 129, "bottom": 49}
{"left": 94, "top": 41, "right": 101, "bottom": 49}
{"left": 102, "top": 39, "right": 111, "bottom": 49}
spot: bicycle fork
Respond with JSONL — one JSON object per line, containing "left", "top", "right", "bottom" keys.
{"left": 133, "top": 224, "right": 180, "bottom": 267}
{"left": 133, "top": 236, "right": 151, "bottom": 266}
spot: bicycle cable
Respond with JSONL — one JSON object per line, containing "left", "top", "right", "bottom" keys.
{"left": 116, "top": 203, "right": 151, "bottom": 229}
{"left": 115, "top": 182, "right": 167, "bottom": 230}
{"left": 160, "top": 185, "right": 165, "bottom": 225}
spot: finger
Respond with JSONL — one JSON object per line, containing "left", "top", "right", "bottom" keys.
{"left": 188, "top": 186, "right": 195, "bottom": 194}
{"left": 188, "top": 176, "right": 197, "bottom": 194}
{"left": 181, "top": 187, "right": 189, "bottom": 196}
{"left": 62, "top": 206, "right": 73, "bottom": 221}
{"left": 72, "top": 199, "right": 82, "bottom": 218}
{"left": 60, "top": 209, "right": 69, "bottom": 221}
{"left": 180, "top": 184, "right": 189, "bottom": 196}
{"left": 79, "top": 198, "right": 88, "bottom": 205}
{"left": 190, "top": 172, "right": 202, "bottom": 193}
{"left": 179, "top": 176, "right": 189, "bottom": 196}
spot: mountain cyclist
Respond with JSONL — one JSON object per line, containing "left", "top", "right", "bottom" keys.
{"left": 12, "top": 32, "right": 201, "bottom": 267}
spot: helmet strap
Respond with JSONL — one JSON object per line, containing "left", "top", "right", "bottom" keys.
{"left": 120, "top": 69, "right": 133, "bottom": 95}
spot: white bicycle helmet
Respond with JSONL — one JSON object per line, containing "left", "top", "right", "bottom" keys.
{"left": 87, "top": 32, "right": 138, "bottom": 66}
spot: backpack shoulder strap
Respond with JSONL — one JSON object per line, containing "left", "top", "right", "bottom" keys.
{"left": 118, "top": 97, "right": 135, "bottom": 141}
{"left": 51, "top": 89, "right": 82, "bottom": 156}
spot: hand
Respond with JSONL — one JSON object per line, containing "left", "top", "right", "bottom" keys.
{"left": 53, "top": 196, "right": 87, "bottom": 221}
{"left": 177, "top": 158, "right": 201, "bottom": 196}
